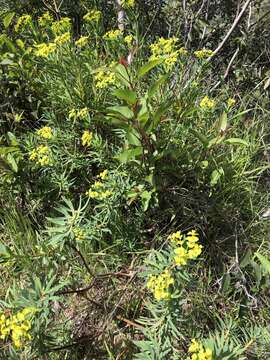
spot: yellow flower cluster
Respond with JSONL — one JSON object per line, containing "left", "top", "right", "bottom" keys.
{"left": 124, "top": 35, "right": 133, "bottom": 46}
{"left": 187, "top": 339, "right": 212, "bottom": 360}
{"left": 38, "top": 12, "right": 53, "bottom": 27}
{"left": 68, "top": 108, "right": 88, "bottom": 120}
{"left": 86, "top": 170, "right": 112, "bottom": 200}
{"left": 227, "top": 98, "right": 236, "bottom": 107}
{"left": 34, "top": 42, "right": 56, "bottom": 57}
{"left": 98, "top": 169, "right": 108, "bottom": 180}
{"left": 199, "top": 96, "right": 215, "bottom": 110}
{"left": 75, "top": 36, "right": 89, "bottom": 47}
{"left": 146, "top": 270, "right": 174, "bottom": 301}
{"left": 121, "top": 0, "right": 136, "bottom": 8}
{"left": 0, "top": 308, "right": 35, "bottom": 348}
{"left": 73, "top": 227, "right": 86, "bottom": 241}
{"left": 168, "top": 230, "right": 203, "bottom": 266}
{"left": 83, "top": 10, "right": 102, "bottom": 22}
{"left": 150, "top": 37, "right": 187, "bottom": 70}
{"left": 29, "top": 145, "right": 51, "bottom": 166}
{"left": 103, "top": 29, "right": 123, "bottom": 41}
{"left": 81, "top": 130, "right": 93, "bottom": 147}
{"left": 54, "top": 32, "right": 70, "bottom": 45}
{"left": 51, "top": 17, "right": 71, "bottom": 34}
{"left": 95, "top": 66, "right": 117, "bottom": 89}
{"left": 194, "top": 49, "right": 213, "bottom": 59}
{"left": 168, "top": 230, "right": 183, "bottom": 246}
{"left": 34, "top": 32, "right": 70, "bottom": 57}
{"left": 36, "top": 126, "right": 53, "bottom": 139}
{"left": 15, "top": 15, "right": 32, "bottom": 32}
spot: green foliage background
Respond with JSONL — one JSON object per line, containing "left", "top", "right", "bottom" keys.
{"left": 0, "top": 0, "right": 270, "bottom": 359}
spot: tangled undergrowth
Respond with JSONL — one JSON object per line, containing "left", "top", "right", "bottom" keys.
{"left": 0, "top": 1, "right": 270, "bottom": 359}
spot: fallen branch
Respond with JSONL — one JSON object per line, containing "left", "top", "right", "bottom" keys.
{"left": 210, "top": 0, "right": 252, "bottom": 59}
{"left": 224, "top": 47, "right": 240, "bottom": 79}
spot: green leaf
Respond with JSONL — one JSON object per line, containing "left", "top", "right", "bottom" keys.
{"left": 210, "top": 167, "right": 224, "bottom": 187}
{"left": 255, "top": 252, "right": 270, "bottom": 274}
{"left": 126, "top": 127, "right": 141, "bottom": 146}
{"left": 116, "top": 146, "right": 142, "bottom": 163}
{"left": 230, "top": 109, "right": 253, "bottom": 121}
{"left": 190, "top": 129, "right": 209, "bottom": 147}
{"left": 7, "top": 132, "right": 19, "bottom": 146}
{"left": 150, "top": 102, "right": 171, "bottom": 131}
{"left": 207, "top": 136, "right": 225, "bottom": 148}
{"left": 107, "top": 105, "right": 134, "bottom": 119}
{"left": 6, "top": 153, "right": 18, "bottom": 172}
{"left": 0, "top": 59, "right": 13, "bottom": 65}
{"left": 0, "top": 242, "right": 10, "bottom": 259}
{"left": 216, "top": 111, "right": 228, "bottom": 134}
{"left": 138, "top": 59, "right": 163, "bottom": 78}
{"left": 114, "top": 64, "right": 130, "bottom": 87}
{"left": 3, "top": 12, "right": 15, "bottom": 28}
{"left": 148, "top": 74, "right": 168, "bottom": 98}
{"left": 224, "top": 138, "right": 249, "bottom": 146}
{"left": 221, "top": 273, "right": 231, "bottom": 293}
{"left": 113, "top": 88, "right": 137, "bottom": 105}
{"left": 137, "top": 97, "right": 149, "bottom": 124}
{"left": 140, "top": 190, "right": 154, "bottom": 211}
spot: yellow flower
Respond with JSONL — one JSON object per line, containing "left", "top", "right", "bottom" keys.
{"left": 121, "top": 0, "right": 136, "bottom": 8}
{"left": 38, "top": 12, "right": 53, "bottom": 27}
{"left": 51, "top": 17, "right": 71, "bottom": 34}
{"left": 188, "top": 339, "right": 201, "bottom": 353}
{"left": 36, "top": 126, "right": 53, "bottom": 139}
{"left": 75, "top": 36, "right": 89, "bottom": 47}
{"left": 186, "top": 231, "right": 199, "bottom": 247}
{"left": 178, "top": 47, "right": 188, "bottom": 55}
{"left": 73, "top": 227, "right": 86, "bottom": 241}
{"left": 204, "top": 348, "right": 212, "bottom": 359}
{"left": 98, "top": 169, "right": 108, "bottom": 180}
{"left": 0, "top": 308, "right": 34, "bottom": 349}
{"left": 95, "top": 69, "right": 117, "bottom": 89}
{"left": 147, "top": 270, "right": 174, "bottom": 301}
{"left": 86, "top": 189, "right": 99, "bottom": 198}
{"left": 29, "top": 145, "right": 51, "bottom": 166}
{"left": 92, "top": 181, "right": 103, "bottom": 189}
{"left": 124, "top": 35, "right": 133, "bottom": 46}
{"left": 149, "top": 37, "right": 186, "bottom": 70}
{"left": 34, "top": 42, "right": 56, "bottom": 57}
{"left": 81, "top": 130, "right": 93, "bottom": 147}
{"left": 83, "top": 10, "right": 102, "bottom": 22}
{"left": 199, "top": 96, "right": 215, "bottom": 110}
{"left": 187, "top": 339, "right": 212, "bottom": 360}
{"left": 100, "top": 190, "right": 113, "bottom": 199}
{"left": 15, "top": 15, "right": 31, "bottom": 32}
{"left": 77, "top": 108, "right": 88, "bottom": 118}
{"left": 194, "top": 49, "right": 213, "bottom": 59}
{"left": 227, "top": 98, "right": 236, "bottom": 107}
{"left": 103, "top": 29, "right": 123, "bottom": 41}
{"left": 187, "top": 244, "right": 202, "bottom": 259}
{"left": 174, "top": 246, "right": 188, "bottom": 266}
{"left": 68, "top": 108, "right": 88, "bottom": 120}
{"left": 54, "top": 32, "right": 70, "bottom": 45}
{"left": 168, "top": 231, "right": 183, "bottom": 246}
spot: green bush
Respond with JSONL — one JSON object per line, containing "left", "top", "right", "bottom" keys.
{"left": 0, "top": 2, "right": 270, "bottom": 359}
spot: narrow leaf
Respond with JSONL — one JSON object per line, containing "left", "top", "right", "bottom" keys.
{"left": 138, "top": 59, "right": 163, "bottom": 78}
{"left": 148, "top": 74, "right": 168, "bottom": 98}
{"left": 256, "top": 252, "right": 270, "bottom": 274}
{"left": 224, "top": 138, "right": 249, "bottom": 146}
{"left": 3, "top": 12, "right": 15, "bottom": 28}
